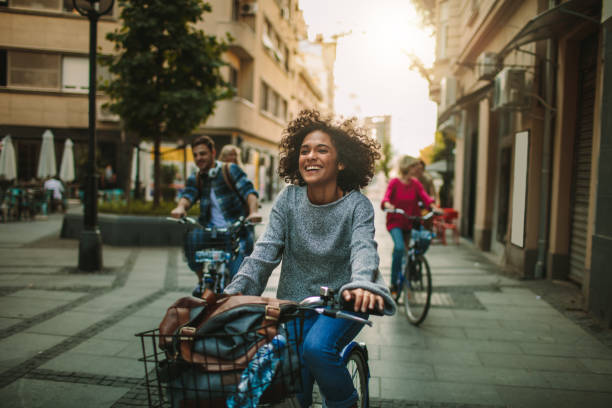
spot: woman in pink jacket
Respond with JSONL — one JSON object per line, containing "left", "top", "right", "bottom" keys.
{"left": 381, "top": 155, "right": 435, "bottom": 295}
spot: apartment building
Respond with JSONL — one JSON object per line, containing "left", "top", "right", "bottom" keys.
{"left": 427, "top": 0, "right": 612, "bottom": 326}
{"left": 0, "top": 0, "right": 334, "bottom": 202}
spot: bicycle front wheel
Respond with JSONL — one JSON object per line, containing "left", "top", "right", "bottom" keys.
{"left": 314, "top": 348, "right": 369, "bottom": 408}
{"left": 346, "top": 348, "right": 369, "bottom": 408}
{"left": 403, "top": 255, "right": 432, "bottom": 325}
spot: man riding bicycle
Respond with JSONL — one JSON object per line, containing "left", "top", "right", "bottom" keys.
{"left": 170, "top": 135, "right": 262, "bottom": 294}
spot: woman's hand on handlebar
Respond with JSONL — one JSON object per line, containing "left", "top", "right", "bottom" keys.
{"left": 383, "top": 202, "right": 395, "bottom": 211}
{"left": 342, "top": 288, "right": 384, "bottom": 313}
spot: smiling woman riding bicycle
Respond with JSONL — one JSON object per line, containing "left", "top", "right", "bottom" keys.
{"left": 381, "top": 155, "right": 436, "bottom": 297}
{"left": 224, "top": 109, "right": 396, "bottom": 408}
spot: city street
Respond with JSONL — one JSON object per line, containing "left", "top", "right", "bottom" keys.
{"left": 0, "top": 183, "right": 611, "bottom": 408}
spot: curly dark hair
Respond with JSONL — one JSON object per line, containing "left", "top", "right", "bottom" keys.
{"left": 278, "top": 109, "right": 381, "bottom": 191}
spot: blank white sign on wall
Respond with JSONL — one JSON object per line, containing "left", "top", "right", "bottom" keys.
{"left": 511, "top": 130, "right": 529, "bottom": 248}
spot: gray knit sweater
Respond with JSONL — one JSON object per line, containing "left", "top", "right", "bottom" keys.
{"left": 224, "top": 185, "right": 397, "bottom": 315}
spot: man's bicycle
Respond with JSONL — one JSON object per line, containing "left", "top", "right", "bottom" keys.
{"left": 167, "top": 216, "right": 254, "bottom": 296}
{"left": 384, "top": 208, "right": 437, "bottom": 325}
{"left": 136, "top": 286, "right": 377, "bottom": 407}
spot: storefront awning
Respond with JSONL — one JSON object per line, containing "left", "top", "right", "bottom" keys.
{"left": 500, "top": 0, "right": 601, "bottom": 58}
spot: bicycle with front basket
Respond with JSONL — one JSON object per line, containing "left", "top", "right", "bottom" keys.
{"left": 136, "top": 286, "right": 378, "bottom": 407}
{"left": 167, "top": 216, "right": 254, "bottom": 296}
{"left": 384, "top": 208, "right": 438, "bottom": 325}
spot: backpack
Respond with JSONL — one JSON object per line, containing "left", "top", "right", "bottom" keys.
{"left": 156, "top": 291, "right": 302, "bottom": 406}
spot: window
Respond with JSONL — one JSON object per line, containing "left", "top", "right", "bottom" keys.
{"left": 10, "top": 0, "right": 61, "bottom": 11}
{"left": 0, "top": 50, "right": 6, "bottom": 86}
{"left": 262, "top": 18, "right": 289, "bottom": 72}
{"left": 8, "top": 51, "right": 60, "bottom": 89}
{"left": 437, "top": 1, "right": 449, "bottom": 59}
{"left": 229, "top": 66, "right": 238, "bottom": 90}
{"left": 260, "top": 80, "right": 287, "bottom": 121}
{"left": 62, "top": 56, "right": 89, "bottom": 93}
{"left": 260, "top": 81, "right": 269, "bottom": 111}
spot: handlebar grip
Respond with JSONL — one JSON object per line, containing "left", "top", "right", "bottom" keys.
{"left": 339, "top": 297, "right": 385, "bottom": 316}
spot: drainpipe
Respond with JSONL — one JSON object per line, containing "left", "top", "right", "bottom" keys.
{"left": 534, "top": 0, "right": 559, "bottom": 279}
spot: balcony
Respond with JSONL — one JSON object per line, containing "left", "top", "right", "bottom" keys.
{"left": 205, "top": 97, "right": 283, "bottom": 144}
{"left": 217, "top": 21, "right": 256, "bottom": 59}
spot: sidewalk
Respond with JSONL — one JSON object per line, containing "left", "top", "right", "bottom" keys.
{"left": 0, "top": 196, "right": 611, "bottom": 407}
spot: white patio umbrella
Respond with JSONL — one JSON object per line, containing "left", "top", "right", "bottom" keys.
{"left": 0, "top": 135, "right": 17, "bottom": 181}
{"left": 130, "top": 141, "right": 152, "bottom": 198}
{"left": 37, "top": 129, "right": 57, "bottom": 179}
{"left": 59, "top": 138, "right": 75, "bottom": 183}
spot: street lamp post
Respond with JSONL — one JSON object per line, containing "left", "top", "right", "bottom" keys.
{"left": 74, "top": 0, "right": 115, "bottom": 271}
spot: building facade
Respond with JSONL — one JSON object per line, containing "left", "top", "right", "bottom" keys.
{"left": 428, "top": 0, "right": 612, "bottom": 326}
{"left": 0, "top": 0, "right": 335, "bottom": 202}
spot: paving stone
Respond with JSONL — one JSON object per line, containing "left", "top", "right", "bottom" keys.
{"left": 495, "top": 384, "right": 612, "bottom": 408}
{"left": 5, "top": 289, "right": 87, "bottom": 301}
{"left": 578, "top": 357, "right": 612, "bottom": 374}
{"left": 0, "top": 297, "right": 75, "bottom": 319}
{"left": 41, "top": 352, "right": 144, "bottom": 379}
{"left": 0, "top": 378, "right": 130, "bottom": 408}
{"left": 379, "top": 347, "right": 482, "bottom": 367}
{"left": 519, "top": 342, "right": 612, "bottom": 359}
{"left": 0, "top": 316, "right": 22, "bottom": 331}
{"left": 0, "top": 332, "right": 68, "bottom": 370}
{"left": 24, "top": 311, "right": 106, "bottom": 337}
{"left": 477, "top": 352, "right": 589, "bottom": 372}
{"left": 67, "top": 338, "right": 132, "bottom": 357}
{"left": 370, "top": 359, "right": 435, "bottom": 381}
{"left": 380, "top": 377, "right": 504, "bottom": 406}
{"left": 540, "top": 371, "right": 612, "bottom": 392}
{"left": 433, "top": 364, "right": 550, "bottom": 387}
{"left": 425, "top": 337, "right": 523, "bottom": 354}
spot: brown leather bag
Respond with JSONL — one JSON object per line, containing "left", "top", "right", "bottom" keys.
{"left": 158, "top": 289, "right": 297, "bottom": 369}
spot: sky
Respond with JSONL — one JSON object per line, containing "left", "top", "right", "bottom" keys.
{"left": 299, "top": 0, "right": 438, "bottom": 157}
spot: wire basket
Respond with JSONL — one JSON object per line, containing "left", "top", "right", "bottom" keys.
{"left": 183, "top": 226, "right": 241, "bottom": 272}
{"left": 136, "top": 317, "right": 304, "bottom": 408}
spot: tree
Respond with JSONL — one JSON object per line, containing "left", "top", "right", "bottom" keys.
{"left": 100, "top": 0, "right": 234, "bottom": 206}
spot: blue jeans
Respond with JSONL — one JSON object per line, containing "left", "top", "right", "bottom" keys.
{"left": 229, "top": 227, "right": 254, "bottom": 278}
{"left": 389, "top": 227, "right": 408, "bottom": 288}
{"left": 288, "top": 310, "right": 366, "bottom": 408}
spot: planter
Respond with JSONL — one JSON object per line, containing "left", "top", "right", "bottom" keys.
{"left": 61, "top": 213, "right": 187, "bottom": 246}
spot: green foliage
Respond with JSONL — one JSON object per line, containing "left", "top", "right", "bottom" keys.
{"left": 161, "top": 163, "right": 178, "bottom": 185}
{"left": 99, "top": 199, "right": 199, "bottom": 216}
{"left": 99, "top": 0, "right": 234, "bottom": 205}
{"left": 432, "top": 131, "right": 455, "bottom": 163}
{"left": 100, "top": 0, "right": 234, "bottom": 138}
{"left": 409, "top": 0, "right": 436, "bottom": 28}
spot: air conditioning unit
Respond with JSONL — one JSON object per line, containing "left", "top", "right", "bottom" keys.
{"left": 97, "top": 101, "right": 120, "bottom": 122}
{"left": 493, "top": 68, "right": 528, "bottom": 110}
{"left": 240, "top": 2, "right": 257, "bottom": 16}
{"left": 476, "top": 52, "right": 498, "bottom": 81}
{"left": 440, "top": 76, "right": 457, "bottom": 112}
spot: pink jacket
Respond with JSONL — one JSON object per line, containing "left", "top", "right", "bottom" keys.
{"left": 381, "top": 177, "right": 434, "bottom": 231}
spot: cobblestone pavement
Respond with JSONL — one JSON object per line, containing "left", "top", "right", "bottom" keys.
{"left": 1, "top": 195, "right": 612, "bottom": 408}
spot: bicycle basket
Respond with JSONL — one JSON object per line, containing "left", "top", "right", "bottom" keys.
{"left": 412, "top": 228, "right": 433, "bottom": 253}
{"left": 136, "top": 318, "right": 303, "bottom": 407}
{"left": 184, "top": 227, "right": 240, "bottom": 268}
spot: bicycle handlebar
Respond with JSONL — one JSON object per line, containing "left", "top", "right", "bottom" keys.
{"left": 383, "top": 208, "right": 441, "bottom": 221}
{"left": 165, "top": 216, "right": 261, "bottom": 232}
{"left": 297, "top": 286, "right": 385, "bottom": 327}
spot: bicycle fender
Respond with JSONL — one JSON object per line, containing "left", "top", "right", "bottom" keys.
{"left": 340, "top": 341, "right": 370, "bottom": 378}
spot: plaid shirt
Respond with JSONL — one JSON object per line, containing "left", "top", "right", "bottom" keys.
{"left": 180, "top": 161, "right": 258, "bottom": 226}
